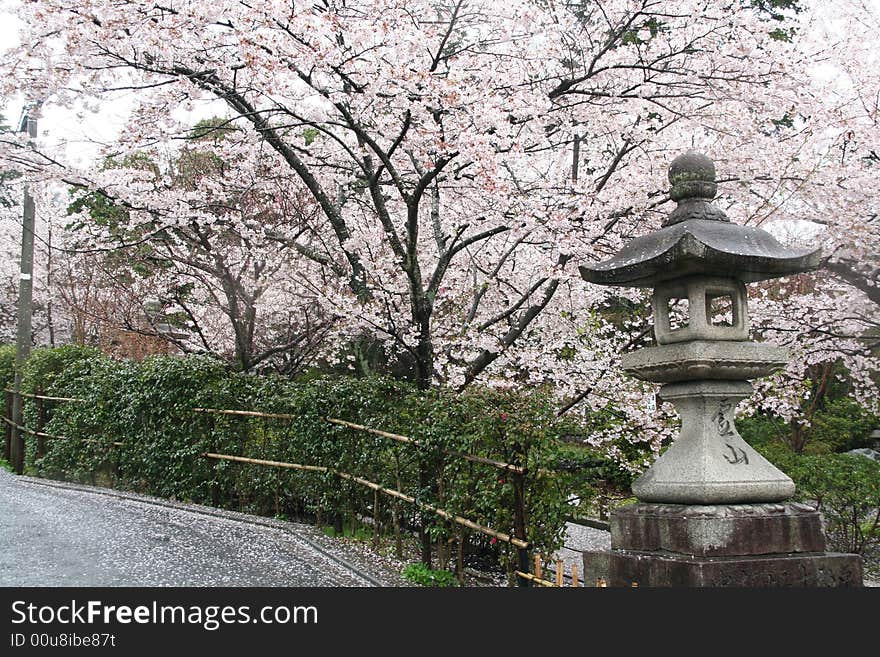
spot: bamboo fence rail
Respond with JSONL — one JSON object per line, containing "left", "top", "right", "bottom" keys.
{"left": 3, "top": 388, "right": 84, "bottom": 403}
{"left": 323, "top": 417, "right": 525, "bottom": 474}
{"left": 201, "top": 451, "right": 528, "bottom": 549}
{"left": 192, "top": 408, "right": 298, "bottom": 420}
{"left": 193, "top": 408, "right": 525, "bottom": 475}
{"left": 1, "top": 414, "right": 122, "bottom": 447}
{"left": 2, "top": 416, "right": 68, "bottom": 441}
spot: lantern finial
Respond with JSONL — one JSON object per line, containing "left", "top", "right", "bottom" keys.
{"left": 665, "top": 151, "right": 728, "bottom": 226}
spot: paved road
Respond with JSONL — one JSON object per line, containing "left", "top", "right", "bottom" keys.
{"left": 0, "top": 469, "right": 383, "bottom": 586}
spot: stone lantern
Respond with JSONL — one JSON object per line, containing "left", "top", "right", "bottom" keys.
{"left": 579, "top": 152, "right": 862, "bottom": 587}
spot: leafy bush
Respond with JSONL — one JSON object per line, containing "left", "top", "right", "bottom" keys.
{"left": 755, "top": 444, "right": 880, "bottom": 556}
{"left": 738, "top": 413, "right": 785, "bottom": 448}
{"left": 790, "top": 453, "right": 880, "bottom": 556}
{"left": 401, "top": 563, "right": 458, "bottom": 587}
{"left": 806, "top": 398, "right": 879, "bottom": 454}
{"left": 741, "top": 398, "right": 879, "bottom": 455}
{"left": 20, "top": 345, "right": 100, "bottom": 396}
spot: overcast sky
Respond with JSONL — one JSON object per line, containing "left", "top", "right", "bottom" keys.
{"left": 0, "top": 0, "right": 224, "bottom": 166}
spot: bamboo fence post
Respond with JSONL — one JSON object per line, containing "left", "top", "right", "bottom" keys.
{"left": 237, "top": 414, "right": 248, "bottom": 512}
{"left": 437, "top": 462, "right": 449, "bottom": 571}
{"left": 35, "top": 394, "right": 46, "bottom": 459}
{"left": 10, "top": 385, "right": 24, "bottom": 474}
{"left": 456, "top": 525, "right": 465, "bottom": 585}
{"left": 418, "top": 460, "right": 432, "bottom": 567}
{"left": 534, "top": 554, "right": 542, "bottom": 581}
{"left": 572, "top": 563, "right": 579, "bottom": 588}
{"left": 556, "top": 559, "right": 564, "bottom": 587}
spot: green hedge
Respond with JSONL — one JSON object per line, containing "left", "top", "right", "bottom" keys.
{"left": 12, "top": 349, "right": 625, "bottom": 579}
{"left": 756, "top": 443, "right": 880, "bottom": 556}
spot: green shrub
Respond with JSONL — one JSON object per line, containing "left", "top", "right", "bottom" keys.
{"left": 807, "top": 398, "right": 879, "bottom": 454}
{"left": 791, "top": 453, "right": 880, "bottom": 556}
{"left": 741, "top": 399, "right": 879, "bottom": 455}
{"left": 756, "top": 444, "right": 880, "bottom": 556}
{"left": 401, "top": 563, "right": 458, "bottom": 587}
{"left": 20, "top": 345, "right": 100, "bottom": 395}
{"left": 738, "top": 413, "right": 785, "bottom": 448}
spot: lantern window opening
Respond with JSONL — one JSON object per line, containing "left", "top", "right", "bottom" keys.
{"left": 707, "top": 293, "right": 734, "bottom": 327}
{"left": 666, "top": 296, "right": 689, "bottom": 333}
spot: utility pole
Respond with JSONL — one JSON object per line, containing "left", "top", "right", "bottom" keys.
{"left": 10, "top": 106, "right": 37, "bottom": 475}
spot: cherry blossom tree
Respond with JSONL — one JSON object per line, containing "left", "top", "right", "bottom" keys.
{"left": 0, "top": 0, "right": 877, "bottom": 460}
{"left": 63, "top": 119, "right": 336, "bottom": 372}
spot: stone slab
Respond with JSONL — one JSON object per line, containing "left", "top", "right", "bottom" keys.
{"left": 610, "top": 502, "right": 826, "bottom": 557}
{"left": 608, "top": 550, "right": 862, "bottom": 587}
{"left": 582, "top": 551, "right": 611, "bottom": 586}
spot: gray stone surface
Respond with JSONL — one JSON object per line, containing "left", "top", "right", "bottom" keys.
{"left": 610, "top": 502, "right": 826, "bottom": 557}
{"left": 631, "top": 380, "right": 795, "bottom": 504}
{"left": 608, "top": 551, "right": 862, "bottom": 587}
{"left": 582, "top": 551, "right": 611, "bottom": 585}
{"left": 622, "top": 340, "right": 788, "bottom": 383}
{"left": 668, "top": 151, "right": 721, "bottom": 208}
{"left": 578, "top": 218, "right": 822, "bottom": 287}
{"left": 846, "top": 448, "right": 880, "bottom": 462}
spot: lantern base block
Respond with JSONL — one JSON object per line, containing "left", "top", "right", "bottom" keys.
{"left": 585, "top": 503, "right": 862, "bottom": 587}
{"left": 606, "top": 550, "right": 862, "bottom": 587}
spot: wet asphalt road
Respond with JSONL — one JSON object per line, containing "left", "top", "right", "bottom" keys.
{"left": 0, "top": 469, "right": 377, "bottom": 586}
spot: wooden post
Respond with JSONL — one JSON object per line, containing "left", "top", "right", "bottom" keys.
{"left": 572, "top": 563, "right": 579, "bottom": 588}
{"left": 534, "top": 554, "right": 542, "bottom": 580}
{"left": 456, "top": 525, "right": 465, "bottom": 585}
{"left": 392, "top": 451, "right": 403, "bottom": 558}
{"left": 512, "top": 463, "right": 531, "bottom": 587}
{"left": 436, "top": 463, "right": 449, "bottom": 571}
{"left": 35, "top": 394, "right": 46, "bottom": 459}
{"left": 372, "top": 488, "right": 381, "bottom": 549}
{"left": 418, "top": 461, "right": 432, "bottom": 567}
{"left": 10, "top": 387, "right": 24, "bottom": 474}
{"left": 4, "top": 389, "right": 12, "bottom": 462}
{"left": 555, "top": 559, "right": 564, "bottom": 587}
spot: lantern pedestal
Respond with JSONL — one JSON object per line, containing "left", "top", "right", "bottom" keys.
{"left": 603, "top": 503, "right": 862, "bottom": 587}
{"left": 631, "top": 380, "right": 795, "bottom": 504}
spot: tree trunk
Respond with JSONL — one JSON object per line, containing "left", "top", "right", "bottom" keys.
{"left": 788, "top": 362, "right": 833, "bottom": 453}
{"left": 414, "top": 313, "right": 434, "bottom": 391}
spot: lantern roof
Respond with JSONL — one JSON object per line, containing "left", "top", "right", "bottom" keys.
{"left": 579, "top": 152, "right": 822, "bottom": 288}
